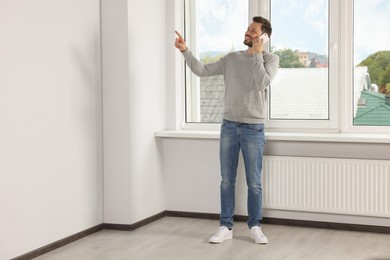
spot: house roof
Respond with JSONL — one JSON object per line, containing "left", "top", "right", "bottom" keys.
{"left": 199, "top": 67, "right": 370, "bottom": 123}
{"left": 200, "top": 76, "right": 224, "bottom": 122}
{"left": 353, "top": 90, "right": 390, "bottom": 126}
{"left": 269, "top": 68, "right": 328, "bottom": 119}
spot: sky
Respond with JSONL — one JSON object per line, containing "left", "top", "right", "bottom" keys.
{"left": 195, "top": 0, "right": 390, "bottom": 65}
{"left": 271, "top": 0, "right": 328, "bottom": 55}
{"left": 354, "top": 0, "right": 390, "bottom": 64}
{"left": 196, "top": 0, "right": 248, "bottom": 53}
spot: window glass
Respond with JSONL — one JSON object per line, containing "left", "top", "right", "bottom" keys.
{"left": 353, "top": 0, "right": 390, "bottom": 126}
{"left": 270, "top": 0, "right": 329, "bottom": 120}
{"left": 185, "top": 0, "right": 248, "bottom": 123}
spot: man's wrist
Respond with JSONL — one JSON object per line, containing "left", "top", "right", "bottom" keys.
{"left": 180, "top": 47, "right": 188, "bottom": 52}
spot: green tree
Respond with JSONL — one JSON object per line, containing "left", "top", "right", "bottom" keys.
{"left": 273, "top": 49, "right": 305, "bottom": 68}
{"left": 359, "top": 51, "right": 390, "bottom": 93}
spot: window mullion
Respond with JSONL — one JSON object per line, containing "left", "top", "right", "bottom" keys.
{"left": 339, "top": 0, "right": 353, "bottom": 133}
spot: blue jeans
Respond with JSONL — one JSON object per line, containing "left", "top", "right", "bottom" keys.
{"left": 219, "top": 119, "right": 265, "bottom": 229}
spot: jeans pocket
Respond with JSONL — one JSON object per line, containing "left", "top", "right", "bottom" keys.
{"left": 247, "top": 123, "right": 264, "bottom": 131}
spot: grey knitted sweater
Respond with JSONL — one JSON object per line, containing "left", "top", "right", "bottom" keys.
{"left": 182, "top": 49, "right": 279, "bottom": 124}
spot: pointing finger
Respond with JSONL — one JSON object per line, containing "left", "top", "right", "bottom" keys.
{"left": 175, "top": 30, "right": 183, "bottom": 40}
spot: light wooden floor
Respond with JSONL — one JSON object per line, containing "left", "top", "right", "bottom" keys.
{"left": 35, "top": 217, "right": 390, "bottom": 260}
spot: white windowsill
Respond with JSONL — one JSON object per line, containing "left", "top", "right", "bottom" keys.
{"left": 155, "top": 130, "right": 390, "bottom": 144}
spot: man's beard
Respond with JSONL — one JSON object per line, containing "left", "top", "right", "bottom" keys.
{"left": 244, "top": 39, "right": 253, "bottom": 47}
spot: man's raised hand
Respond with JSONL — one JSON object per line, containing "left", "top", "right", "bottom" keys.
{"left": 175, "top": 31, "right": 187, "bottom": 52}
{"left": 252, "top": 35, "right": 265, "bottom": 54}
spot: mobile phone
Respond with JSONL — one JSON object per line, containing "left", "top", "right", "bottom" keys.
{"left": 259, "top": 33, "right": 269, "bottom": 44}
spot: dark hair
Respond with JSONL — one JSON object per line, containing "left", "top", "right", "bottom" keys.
{"left": 252, "top": 16, "right": 272, "bottom": 37}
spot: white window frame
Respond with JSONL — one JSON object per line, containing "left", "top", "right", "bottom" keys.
{"left": 263, "top": 0, "right": 339, "bottom": 132}
{"left": 184, "top": 0, "right": 201, "bottom": 123}
{"left": 179, "top": 0, "right": 389, "bottom": 134}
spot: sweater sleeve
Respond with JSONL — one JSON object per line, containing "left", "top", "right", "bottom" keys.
{"left": 182, "top": 49, "right": 224, "bottom": 77}
{"left": 252, "top": 52, "right": 279, "bottom": 91}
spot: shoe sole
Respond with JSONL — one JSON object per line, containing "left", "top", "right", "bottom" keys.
{"left": 250, "top": 235, "right": 268, "bottom": 244}
{"left": 209, "top": 234, "right": 233, "bottom": 244}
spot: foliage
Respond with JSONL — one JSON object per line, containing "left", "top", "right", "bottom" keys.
{"left": 358, "top": 51, "right": 390, "bottom": 87}
{"left": 273, "top": 49, "right": 304, "bottom": 68}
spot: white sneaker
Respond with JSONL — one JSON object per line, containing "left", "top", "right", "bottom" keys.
{"left": 249, "top": 226, "right": 268, "bottom": 244}
{"left": 209, "top": 226, "right": 233, "bottom": 243}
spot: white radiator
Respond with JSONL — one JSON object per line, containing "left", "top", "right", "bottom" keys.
{"left": 263, "top": 156, "right": 390, "bottom": 217}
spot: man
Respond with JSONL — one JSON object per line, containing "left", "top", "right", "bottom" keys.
{"left": 175, "top": 16, "right": 279, "bottom": 244}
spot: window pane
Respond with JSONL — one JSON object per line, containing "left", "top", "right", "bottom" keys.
{"left": 353, "top": 0, "right": 390, "bottom": 126}
{"left": 270, "top": 0, "right": 329, "bottom": 120}
{"left": 186, "top": 0, "right": 248, "bottom": 123}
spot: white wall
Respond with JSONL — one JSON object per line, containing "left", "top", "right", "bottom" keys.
{"left": 102, "top": 0, "right": 166, "bottom": 225}
{"left": 0, "top": 0, "right": 167, "bottom": 257}
{"left": 0, "top": 1, "right": 103, "bottom": 259}
{"left": 101, "top": 0, "right": 132, "bottom": 225}
{"left": 163, "top": 138, "right": 260, "bottom": 216}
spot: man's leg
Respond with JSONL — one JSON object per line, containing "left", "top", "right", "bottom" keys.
{"left": 240, "top": 123, "right": 268, "bottom": 244}
{"left": 240, "top": 123, "right": 265, "bottom": 229}
{"left": 209, "top": 120, "right": 240, "bottom": 244}
{"left": 219, "top": 120, "right": 240, "bottom": 229}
